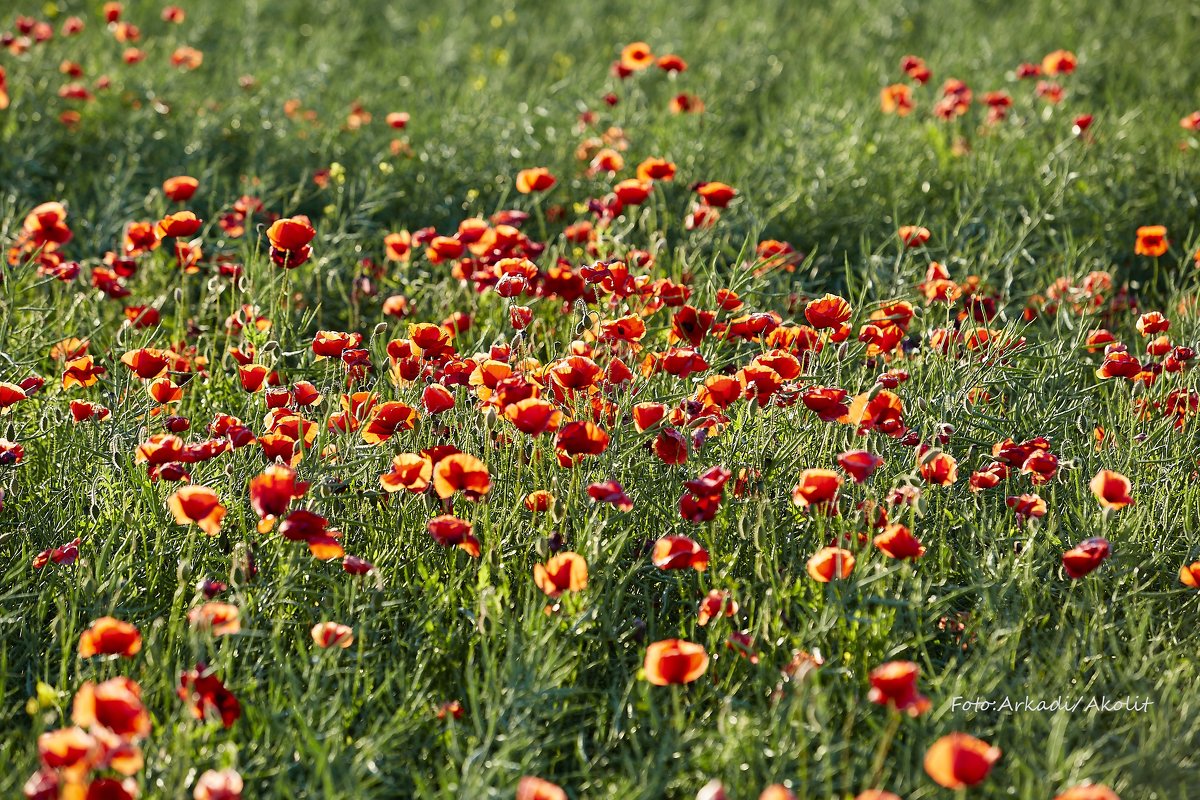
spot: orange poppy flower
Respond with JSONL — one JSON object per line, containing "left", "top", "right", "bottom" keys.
{"left": 380, "top": 453, "right": 433, "bottom": 494}
{"left": 515, "top": 167, "right": 556, "bottom": 194}
{"left": 697, "top": 589, "right": 738, "bottom": 626}
{"left": 923, "top": 733, "right": 1001, "bottom": 789}
{"left": 311, "top": 621, "right": 354, "bottom": 649}
{"left": 854, "top": 792, "right": 901, "bottom": 800}
{"left": 533, "top": 552, "right": 588, "bottom": 598}
{"left": 918, "top": 449, "right": 958, "bottom": 486}
{"left": 167, "top": 485, "right": 226, "bottom": 536}
{"left": 805, "top": 293, "right": 852, "bottom": 329}
{"left": 148, "top": 377, "right": 183, "bottom": 404}
{"left": 361, "top": 401, "right": 418, "bottom": 444}
{"left": 1089, "top": 469, "right": 1132, "bottom": 510}
{"left": 898, "top": 225, "right": 931, "bottom": 247}
{"left": 504, "top": 398, "right": 563, "bottom": 436}
{"left": 62, "top": 355, "right": 106, "bottom": 389}
{"left": 649, "top": 534, "right": 707, "bottom": 571}
{"left": 188, "top": 602, "right": 241, "bottom": 635}
{"left": 806, "top": 547, "right": 855, "bottom": 582}
{"left": 1054, "top": 785, "right": 1119, "bottom": 800}
{"left": 427, "top": 515, "right": 481, "bottom": 557}
{"left": 1062, "top": 537, "right": 1111, "bottom": 578}
{"left": 791, "top": 468, "right": 843, "bottom": 510}
{"left": 1134, "top": 225, "right": 1168, "bottom": 257}
{"left": 880, "top": 83, "right": 914, "bottom": 115}
{"left": 1135, "top": 311, "right": 1169, "bottom": 336}
{"left": 517, "top": 776, "right": 568, "bottom": 800}
{"left": 644, "top": 639, "right": 708, "bottom": 685}
{"left": 194, "top": 769, "right": 244, "bottom": 800}
{"left": 620, "top": 41, "right": 654, "bottom": 71}
{"left": 524, "top": 490, "right": 554, "bottom": 512}
{"left": 79, "top": 617, "right": 142, "bottom": 658}
{"left": 1182, "top": 562, "right": 1200, "bottom": 588}
{"left": 841, "top": 390, "right": 904, "bottom": 435}
{"left": 384, "top": 230, "right": 412, "bottom": 261}
{"left": 867, "top": 660, "right": 931, "bottom": 715}
{"left": 432, "top": 453, "right": 491, "bottom": 500}
{"left": 72, "top": 677, "right": 151, "bottom": 740}
{"left": 1041, "top": 49, "right": 1077, "bottom": 76}
{"left": 874, "top": 524, "right": 925, "bottom": 560}
{"left": 759, "top": 787, "right": 799, "bottom": 800}
{"left": 156, "top": 210, "right": 202, "bottom": 238}
{"left": 637, "top": 157, "right": 677, "bottom": 182}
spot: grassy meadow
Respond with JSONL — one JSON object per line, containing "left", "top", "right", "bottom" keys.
{"left": 2, "top": 0, "right": 1200, "bottom": 798}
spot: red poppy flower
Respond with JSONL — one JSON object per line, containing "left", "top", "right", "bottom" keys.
{"left": 534, "top": 552, "right": 588, "bottom": 598}
{"left": 79, "top": 617, "right": 142, "bottom": 658}
{"left": 695, "top": 181, "right": 737, "bottom": 207}
{"left": 72, "top": 677, "right": 150, "bottom": 739}
{"left": 1062, "top": 537, "right": 1111, "bottom": 578}
{"left": 897, "top": 225, "right": 930, "bottom": 247}
{"left": 167, "top": 485, "right": 226, "bottom": 536}
{"left": 880, "top": 84, "right": 914, "bottom": 115}
{"left": 587, "top": 480, "right": 633, "bottom": 511}
{"left": 697, "top": 589, "right": 738, "bottom": 626}
{"left": 555, "top": 420, "right": 610, "bottom": 459}
{"left": 874, "top": 524, "right": 925, "bottom": 560}
{"left": 426, "top": 515, "right": 481, "bottom": 557}
{"left": 62, "top": 355, "right": 106, "bottom": 389}
{"left": 791, "top": 469, "right": 842, "bottom": 511}
{"left": 178, "top": 664, "right": 241, "bottom": 728}
{"left": 162, "top": 175, "right": 199, "bottom": 202}
{"left": 924, "top": 733, "right": 1001, "bottom": 788}
{"left": 838, "top": 450, "right": 883, "bottom": 483}
{"left": 868, "top": 660, "right": 931, "bottom": 715}
{"left": 637, "top": 157, "right": 676, "bottom": 182}
{"left": 517, "top": 776, "right": 568, "bottom": 800}
{"left": 156, "top": 210, "right": 202, "bottom": 238}
{"left": 361, "top": 401, "right": 418, "bottom": 444}
{"left": 652, "top": 535, "right": 709, "bottom": 571}
{"left": 1041, "top": 49, "right": 1077, "bottom": 76}
{"left": 311, "top": 622, "right": 354, "bottom": 649}
{"left": 249, "top": 464, "right": 308, "bottom": 531}
{"left": 805, "top": 294, "right": 852, "bottom": 329}
{"left": 644, "top": 639, "right": 708, "bottom": 685}
{"left": 806, "top": 547, "right": 855, "bottom": 582}
{"left": 918, "top": 448, "right": 958, "bottom": 486}
{"left": 515, "top": 167, "right": 556, "bottom": 194}
{"left": 504, "top": 398, "right": 563, "bottom": 436}
{"left": 1006, "top": 493, "right": 1047, "bottom": 521}
{"left": 188, "top": 602, "right": 241, "bottom": 635}
{"left": 1089, "top": 470, "right": 1132, "bottom": 510}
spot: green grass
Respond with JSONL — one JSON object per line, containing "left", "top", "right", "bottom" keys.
{"left": 2, "top": 0, "right": 1200, "bottom": 797}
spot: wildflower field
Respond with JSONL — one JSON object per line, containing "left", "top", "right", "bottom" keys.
{"left": 3, "top": 0, "right": 1200, "bottom": 798}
